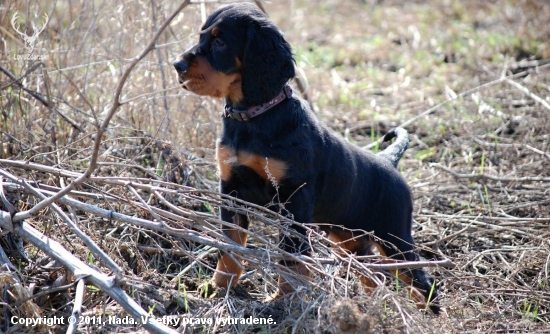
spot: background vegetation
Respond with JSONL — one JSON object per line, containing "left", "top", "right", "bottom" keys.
{"left": 1, "top": 0, "right": 549, "bottom": 332}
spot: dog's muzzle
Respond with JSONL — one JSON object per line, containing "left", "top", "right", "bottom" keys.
{"left": 173, "top": 59, "right": 190, "bottom": 88}
{"left": 173, "top": 59, "right": 189, "bottom": 74}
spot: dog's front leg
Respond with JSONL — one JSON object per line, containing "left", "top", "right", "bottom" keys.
{"left": 276, "top": 230, "right": 311, "bottom": 295}
{"left": 211, "top": 208, "right": 250, "bottom": 289}
{"left": 273, "top": 191, "right": 314, "bottom": 295}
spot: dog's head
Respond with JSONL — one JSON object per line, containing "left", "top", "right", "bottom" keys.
{"left": 173, "top": 3, "right": 295, "bottom": 106}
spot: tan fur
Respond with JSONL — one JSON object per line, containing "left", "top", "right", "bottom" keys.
{"left": 275, "top": 262, "right": 310, "bottom": 296}
{"left": 216, "top": 142, "right": 287, "bottom": 183}
{"left": 328, "top": 230, "right": 381, "bottom": 291}
{"left": 182, "top": 56, "right": 243, "bottom": 102}
{"left": 211, "top": 220, "right": 248, "bottom": 288}
{"left": 237, "top": 152, "right": 287, "bottom": 184}
{"left": 216, "top": 142, "right": 236, "bottom": 181}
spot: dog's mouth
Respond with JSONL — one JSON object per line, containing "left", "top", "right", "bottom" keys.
{"left": 177, "top": 75, "right": 192, "bottom": 91}
{"left": 178, "top": 78, "right": 189, "bottom": 90}
{"left": 178, "top": 76, "right": 206, "bottom": 94}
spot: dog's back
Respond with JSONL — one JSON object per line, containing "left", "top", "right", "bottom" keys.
{"left": 174, "top": 2, "right": 439, "bottom": 313}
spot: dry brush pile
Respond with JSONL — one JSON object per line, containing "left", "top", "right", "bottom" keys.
{"left": 1, "top": 0, "right": 549, "bottom": 333}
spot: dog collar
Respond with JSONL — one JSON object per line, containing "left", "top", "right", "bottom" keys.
{"left": 224, "top": 85, "right": 293, "bottom": 122}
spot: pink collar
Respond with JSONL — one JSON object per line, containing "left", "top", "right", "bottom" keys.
{"left": 224, "top": 85, "right": 293, "bottom": 122}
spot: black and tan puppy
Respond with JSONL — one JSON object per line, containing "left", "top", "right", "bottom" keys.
{"left": 174, "top": 3, "right": 439, "bottom": 313}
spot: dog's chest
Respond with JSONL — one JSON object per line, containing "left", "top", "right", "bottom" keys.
{"left": 215, "top": 140, "right": 287, "bottom": 184}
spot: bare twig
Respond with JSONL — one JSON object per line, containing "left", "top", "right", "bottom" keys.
{"left": 472, "top": 136, "right": 550, "bottom": 160}
{"left": 504, "top": 77, "right": 550, "bottom": 112}
{"left": 67, "top": 278, "right": 86, "bottom": 334}
{"left": 364, "top": 62, "right": 550, "bottom": 150}
{"left": 0, "top": 169, "right": 124, "bottom": 278}
{"left": 0, "top": 63, "right": 84, "bottom": 132}
{"left": 10, "top": 0, "right": 192, "bottom": 224}
{"left": 0, "top": 218, "right": 177, "bottom": 333}
{"left": 431, "top": 162, "right": 550, "bottom": 183}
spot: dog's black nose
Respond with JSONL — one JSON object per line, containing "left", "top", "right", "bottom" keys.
{"left": 173, "top": 59, "right": 189, "bottom": 73}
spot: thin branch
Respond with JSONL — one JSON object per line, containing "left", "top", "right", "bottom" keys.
{"left": 0, "top": 169, "right": 124, "bottom": 278}
{"left": 504, "top": 77, "right": 550, "bottom": 112}
{"left": 364, "top": 62, "right": 550, "bottom": 149}
{"left": 10, "top": 0, "right": 192, "bottom": 224}
{"left": 431, "top": 162, "right": 550, "bottom": 183}
{"left": 3, "top": 179, "right": 456, "bottom": 271}
{"left": 67, "top": 278, "right": 86, "bottom": 334}
{"left": 0, "top": 63, "right": 51, "bottom": 107}
{"left": 0, "top": 63, "right": 84, "bottom": 132}
{"left": 0, "top": 218, "right": 177, "bottom": 333}
{"left": 472, "top": 136, "right": 550, "bottom": 160}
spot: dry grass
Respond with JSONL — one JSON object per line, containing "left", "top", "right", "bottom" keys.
{"left": 1, "top": 0, "right": 549, "bottom": 333}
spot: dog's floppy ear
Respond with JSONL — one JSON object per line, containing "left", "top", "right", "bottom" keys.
{"left": 242, "top": 21, "right": 295, "bottom": 105}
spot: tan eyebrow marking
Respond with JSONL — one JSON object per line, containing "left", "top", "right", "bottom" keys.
{"left": 199, "top": 18, "right": 223, "bottom": 35}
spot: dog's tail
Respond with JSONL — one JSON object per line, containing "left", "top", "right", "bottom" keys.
{"left": 377, "top": 127, "right": 409, "bottom": 168}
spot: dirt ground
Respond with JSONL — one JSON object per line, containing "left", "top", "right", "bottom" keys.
{"left": 1, "top": 0, "right": 549, "bottom": 333}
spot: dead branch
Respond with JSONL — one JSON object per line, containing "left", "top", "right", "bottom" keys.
{"left": 0, "top": 217, "right": 177, "bottom": 333}
{"left": 364, "top": 62, "right": 550, "bottom": 150}
{"left": 504, "top": 77, "right": 550, "bottom": 112}
{"left": 10, "top": 0, "right": 192, "bottom": 225}
{"left": 431, "top": 163, "right": 550, "bottom": 183}
{"left": 67, "top": 278, "right": 86, "bottom": 334}
{"left": 0, "top": 169, "right": 124, "bottom": 278}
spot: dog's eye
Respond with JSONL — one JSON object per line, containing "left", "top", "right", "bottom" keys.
{"left": 212, "top": 38, "right": 226, "bottom": 49}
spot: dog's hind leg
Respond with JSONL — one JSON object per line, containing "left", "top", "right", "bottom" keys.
{"left": 326, "top": 229, "right": 382, "bottom": 290}
{"left": 327, "top": 227, "right": 439, "bottom": 313}
{"left": 375, "top": 234, "right": 440, "bottom": 314}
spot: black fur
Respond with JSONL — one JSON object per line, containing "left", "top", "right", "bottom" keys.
{"left": 241, "top": 14, "right": 295, "bottom": 104}
{"left": 174, "top": 2, "right": 439, "bottom": 313}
